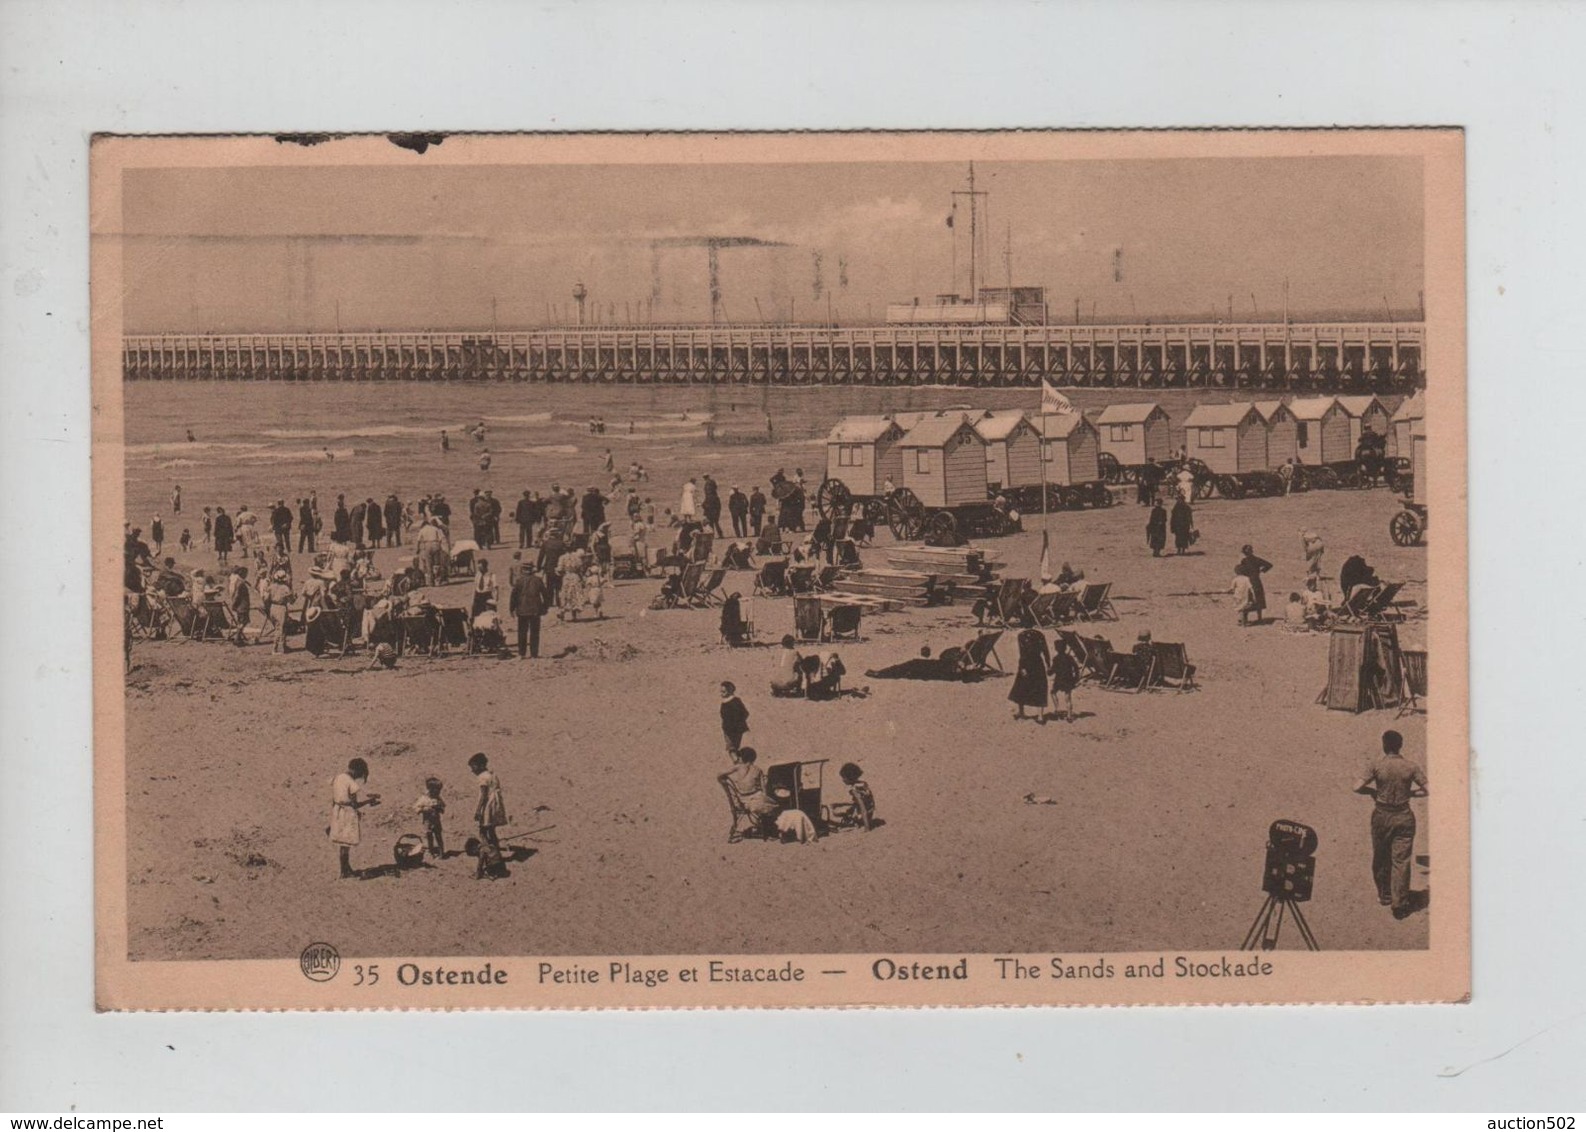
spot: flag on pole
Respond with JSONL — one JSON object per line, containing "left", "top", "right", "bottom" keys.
{"left": 1039, "top": 528, "right": 1054, "bottom": 584}
{"left": 1041, "top": 379, "right": 1075, "bottom": 417}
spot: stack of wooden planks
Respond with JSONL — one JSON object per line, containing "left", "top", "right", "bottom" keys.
{"left": 829, "top": 567, "right": 941, "bottom": 606}
{"left": 881, "top": 544, "right": 1003, "bottom": 600}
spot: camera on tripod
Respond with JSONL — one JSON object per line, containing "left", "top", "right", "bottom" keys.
{"left": 1243, "top": 819, "right": 1321, "bottom": 951}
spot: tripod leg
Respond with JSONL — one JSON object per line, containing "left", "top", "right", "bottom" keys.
{"left": 1289, "top": 902, "right": 1321, "bottom": 951}
{"left": 1242, "top": 895, "right": 1276, "bottom": 950}
{"left": 1262, "top": 898, "right": 1287, "bottom": 950}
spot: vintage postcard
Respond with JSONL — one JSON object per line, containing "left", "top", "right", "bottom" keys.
{"left": 93, "top": 130, "right": 1467, "bottom": 1009}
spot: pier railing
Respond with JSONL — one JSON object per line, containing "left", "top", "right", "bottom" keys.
{"left": 122, "top": 322, "right": 1426, "bottom": 391}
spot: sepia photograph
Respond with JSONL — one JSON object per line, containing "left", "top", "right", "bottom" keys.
{"left": 93, "top": 130, "right": 1468, "bottom": 1009}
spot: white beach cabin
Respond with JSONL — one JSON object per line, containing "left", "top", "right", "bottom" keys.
{"left": 1252, "top": 400, "right": 1301, "bottom": 467}
{"left": 1335, "top": 394, "right": 1393, "bottom": 453}
{"left": 825, "top": 416, "right": 905, "bottom": 497}
{"left": 1183, "top": 402, "right": 1267, "bottom": 475}
{"left": 1389, "top": 391, "right": 1425, "bottom": 459}
{"left": 1034, "top": 412, "right": 1102, "bottom": 485}
{"left": 1095, "top": 402, "right": 1172, "bottom": 468}
{"left": 973, "top": 409, "right": 1044, "bottom": 491}
{"left": 897, "top": 413, "right": 988, "bottom": 508}
{"left": 1287, "top": 396, "right": 1351, "bottom": 464}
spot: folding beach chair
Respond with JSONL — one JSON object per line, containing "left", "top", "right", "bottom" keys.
{"left": 1144, "top": 641, "right": 1198, "bottom": 692}
{"left": 1049, "top": 590, "right": 1081, "bottom": 625}
{"left": 1025, "top": 591, "right": 1060, "bottom": 627}
{"left": 675, "top": 561, "right": 707, "bottom": 606}
{"left": 793, "top": 595, "right": 824, "bottom": 643}
{"left": 1076, "top": 582, "right": 1118, "bottom": 622}
{"left": 963, "top": 630, "right": 1004, "bottom": 673}
{"left": 834, "top": 539, "right": 862, "bottom": 568}
{"left": 1079, "top": 635, "right": 1116, "bottom": 683}
{"left": 1360, "top": 581, "right": 1406, "bottom": 622}
{"left": 160, "top": 594, "right": 203, "bottom": 640}
{"left": 696, "top": 567, "right": 729, "bottom": 608}
{"left": 822, "top": 602, "right": 862, "bottom": 642}
{"left": 788, "top": 563, "right": 818, "bottom": 595}
{"left": 690, "top": 531, "right": 715, "bottom": 565}
{"left": 1102, "top": 645, "right": 1149, "bottom": 692}
{"left": 1397, "top": 647, "right": 1428, "bottom": 717}
{"left": 815, "top": 565, "right": 842, "bottom": 593}
{"left": 824, "top": 782, "right": 877, "bottom": 832}
{"left": 1336, "top": 584, "right": 1377, "bottom": 623}
{"left": 753, "top": 558, "right": 790, "bottom": 597}
{"left": 436, "top": 607, "right": 471, "bottom": 654}
{"left": 992, "top": 578, "right": 1033, "bottom": 627}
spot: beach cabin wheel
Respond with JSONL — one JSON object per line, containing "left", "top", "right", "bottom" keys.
{"left": 1214, "top": 475, "right": 1244, "bottom": 500}
{"left": 816, "top": 478, "right": 851, "bottom": 519}
{"left": 862, "top": 498, "right": 889, "bottom": 525}
{"left": 1097, "top": 452, "right": 1123, "bottom": 484}
{"left": 1389, "top": 508, "right": 1424, "bottom": 547}
{"left": 926, "top": 511, "right": 959, "bottom": 544}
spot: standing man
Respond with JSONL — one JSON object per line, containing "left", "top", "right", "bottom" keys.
{"left": 727, "top": 485, "right": 750, "bottom": 538}
{"left": 170, "top": 483, "right": 182, "bottom": 515}
{"left": 748, "top": 485, "right": 767, "bottom": 536}
{"left": 509, "top": 562, "right": 551, "bottom": 659}
{"left": 515, "top": 489, "right": 536, "bottom": 548}
{"left": 483, "top": 488, "right": 502, "bottom": 548}
{"left": 384, "top": 493, "right": 403, "bottom": 547}
{"left": 365, "top": 496, "right": 384, "bottom": 549}
{"left": 297, "top": 496, "right": 317, "bottom": 553}
{"left": 702, "top": 475, "right": 724, "bottom": 538}
{"left": 1354, "top": 730, "right": 1428, "bottom": 919}
{"left": 272, "top": 499, "right": 293, "bottom": 554}
{"left": 580, "top": 485, "right": 607, "bottom": 537}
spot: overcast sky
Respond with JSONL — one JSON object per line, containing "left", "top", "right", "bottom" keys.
{"left": 121, "top": 156, "right": 1424, "bottom": 332}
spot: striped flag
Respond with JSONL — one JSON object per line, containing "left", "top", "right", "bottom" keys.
{"left": 1041, "top": 379, "right": 1075, "bottom": 417}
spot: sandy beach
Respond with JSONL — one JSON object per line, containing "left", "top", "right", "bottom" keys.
{"left": 121, "top": 383, "right": 1428, "bottom": 960}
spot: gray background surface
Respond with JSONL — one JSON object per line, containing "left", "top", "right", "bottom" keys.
{"left": 1, "top": 0, "right": 1581, "bottom": 1111}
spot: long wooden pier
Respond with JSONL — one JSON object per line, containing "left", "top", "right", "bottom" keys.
{"left": 122, "top": 322, "right": 1425, "bottom": 391}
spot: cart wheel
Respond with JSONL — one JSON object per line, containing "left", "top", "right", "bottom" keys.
{"left": 926, "top": 511, "right": 959, "bottom": 545}
{"left": 862, "top": 498, "right": 888, "bottom": 526}
{"left": 886, "top": 504, "right": 916, "bottom": 542}
{"left": 1389, "top": 510, "right": 1423, "bottom": 547}
{"left": 1194, "top": 476, "right": 1216, "bottom": 501}
{"left": 1214, "top": 475, "right": 1243, "bottom": 500}
{"left": 1098, "top": 452, "right": 1122, "bottom": 484}
{"left": 816, "top": 478, "right": 851, "bottom": 519}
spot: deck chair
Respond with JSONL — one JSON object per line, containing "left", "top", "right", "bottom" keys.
{"left": 1102, "top": 646, "right": 1149, "bottom": 692}
{"left": 690, "top": 531, "right": 715, "bottom": 565}
{"left": 1144, "top": 641, "right": 1198, "bottom": 692}
{"left": 397, "top": 608, "right": 440, "bottom": 656}
{"left": 992, "top": 578, "right": 1033, "bottom": 627}
{"left": 963, "top": 630, "right": 1004, "bottom": 673}
{"left": 753, "top": 558, "right": 789, "bottom": 597}
{"left": 1079, "top": 635, "right": 1116, "bottom": 682}
{"left": 719, "top": 777, "right": 778, "bottom": 843}
{"left": 793, "top": 595, "right": 824, "bottom": 643}
{"left": 675, "top": 561, "right": 707, "bottom": 606}
{"left": 822, "top": 603, "right": 862, "bottom": 642}
{"left": 1025, "top": 591, "right": 1060, "bottom": 627}
{"left": 815, "top": 565, "right": 842, "bottom": 592}
{"left": 437, "top": 607, "right": 471, "bottom": 654}
{"left": 788, "top": 563, "right": 818, "bottom": 594}
{"left": 161, "top": 594, "right": 203, "bottom": 640}
{"left": 1397, "top": 647, "right": 1428, "bottom": 717}
{"left": 1076, "top": 582, "right": 1118, "bottom": 622}
{"left": 696, "top": 567, "right": 729, "bottom": 607}
{"left": 1337, "top": 584, "right": 1378, "bottom": 622}
{"left": 834, "top": 538, "right": 862, "bottom": 568}
{"left": 1360, "top": 581, "right": 1406, "bottom": 622}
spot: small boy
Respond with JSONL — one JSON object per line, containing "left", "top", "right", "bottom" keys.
{"left": 719, "top": 681, "right": 749, "bottom": 760}
{"left": 178, "top": 528, "right": 192, "bottom": 554}
{"left": 414, "top": 776, "right": 446, "bottom": 858}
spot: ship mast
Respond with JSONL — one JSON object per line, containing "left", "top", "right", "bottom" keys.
{"left": 951, "top": 162, "right": 988, "bottom": 303}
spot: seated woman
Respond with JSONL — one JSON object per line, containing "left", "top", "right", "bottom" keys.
{"left": 718, "top": 747, "right": 781, "bottom": 834}
{"left": 770, "top": 634, "right": 805, "bottom": 696}
{"left": 754, "top": 522, "right": 783, "bottom": 558}
{"left": 805, "top": 651, "right": 846, "bottom": 700}
{"left": 719, "top": 592, "right": 751, "bottom": 646}
{"left": 720, "top": 542, "right": 754, "bottom": 570}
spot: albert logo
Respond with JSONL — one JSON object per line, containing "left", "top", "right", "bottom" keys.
{"left": 300, "top": 942, "right": 341, "bottom": 983}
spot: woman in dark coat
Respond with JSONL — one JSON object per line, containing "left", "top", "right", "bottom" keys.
{"left": 1146, "top": 502, "right": 1168, "bottom": 557}
{"left": 212, "top": 507, "right": 235, "bottom": 565}
{"left": 1169, "top": 498, "right": 1194, "bottom": 555}
{"left": 332, "top": 495, "right": 352, "bottom": 543}
{"left": 1236, "top": 544, "right": 1273, "bottom": 620}
{"left": 1008, "top": 627, "right": 1051, "bottom": 721}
